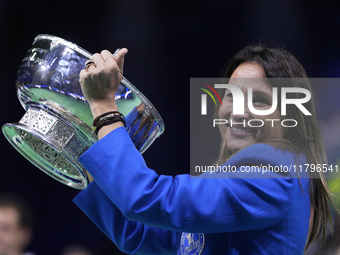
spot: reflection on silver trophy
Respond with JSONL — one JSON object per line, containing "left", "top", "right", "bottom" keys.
{"left": 2, "top": 34, "right": 165, "bottom": 189}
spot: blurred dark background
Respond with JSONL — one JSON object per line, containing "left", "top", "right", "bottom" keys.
{"left": 1, "top": 0, "right": 340, "bottom": 254}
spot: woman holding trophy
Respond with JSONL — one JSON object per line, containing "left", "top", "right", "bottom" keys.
{"left": 74, "top": 45, "right": 335, "bottom": 254}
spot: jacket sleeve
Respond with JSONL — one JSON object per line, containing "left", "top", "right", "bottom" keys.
{"left": 73, "top": 180, "right": 180, "bottom": 254}
{"left": 77, "top": 127, "right": 299, "bottom": 234}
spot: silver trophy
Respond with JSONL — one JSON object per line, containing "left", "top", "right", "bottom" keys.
{"left": 2, "top": 34, "right": 165, "bottom": 189}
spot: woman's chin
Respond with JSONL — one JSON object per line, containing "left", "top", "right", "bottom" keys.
{"left": 227, "top": 140, "right": 256, "bottom": 153}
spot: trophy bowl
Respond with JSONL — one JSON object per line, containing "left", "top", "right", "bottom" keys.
{"left": 2, "top": 34, "right": 165, "bottom": 189}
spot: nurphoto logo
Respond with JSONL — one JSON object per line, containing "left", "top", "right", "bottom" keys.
{"left": 198, "top": 83, "right": 312, "bottom": 128}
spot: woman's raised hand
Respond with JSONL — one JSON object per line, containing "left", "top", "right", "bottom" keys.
{"left": 79, "top": 48, "right": 128, "bottom": 112}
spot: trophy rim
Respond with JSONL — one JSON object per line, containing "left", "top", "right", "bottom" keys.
{"left": 34, "top": 34, "right": 93, "bottom": 59}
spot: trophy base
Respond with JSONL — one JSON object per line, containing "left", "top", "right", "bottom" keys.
{"left": 2, "top": 100, "right": 97, "bottom": 189}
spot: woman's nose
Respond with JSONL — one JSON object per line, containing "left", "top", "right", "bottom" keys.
{"left": 230, "top": 106, "right": 250, "bottom": 121}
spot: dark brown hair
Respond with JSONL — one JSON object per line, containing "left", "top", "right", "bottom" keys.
{"left": 217, "top": 44, "right": 336, "bottom": 250}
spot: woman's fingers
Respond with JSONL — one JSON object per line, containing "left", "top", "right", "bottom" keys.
{"left": 100, "top": 48, "right": 128, "bottom": 75}
{"left": 83, "top": 49, "right": 128, "bottom": 75}
{"left": 91, "top": 52, "right": 105, "bottom": 70}
{"left": 78, "top": 48, "right": 128, "bottom": 104}
{"left": 101, "top": 50, "right": 115, "bottom": 63}
{"left": 114, "top": 48, "right": 128, "bottom": 74}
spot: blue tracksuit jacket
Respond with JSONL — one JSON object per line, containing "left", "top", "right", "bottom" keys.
{"left": 74, "top": 127, "right": 310, "bottom": 254}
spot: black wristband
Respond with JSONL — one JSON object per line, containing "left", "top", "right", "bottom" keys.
{"left": 93, "top": 113, "right": 126, "bottom": 135}
{"left": 92, "top": 111, "right": 123, "bottom": 127}
{"left": 94, "top": 118, "right": 125, "bottom": 135}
